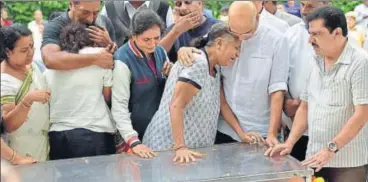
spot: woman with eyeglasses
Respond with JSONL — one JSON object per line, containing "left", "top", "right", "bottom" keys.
{"left": 0, "top": 24, "right": 49, "bottom": 162}
{"left": 112, "top": 9, "right": 172, "bottom": 158}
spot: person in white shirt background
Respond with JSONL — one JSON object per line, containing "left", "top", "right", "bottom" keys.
{"left": 263, "top": 1, "right": 302, "bottom": 27}
{"left": 254, "top": 1, "right": 290, "bottom": 33}
{"left": 178, "top": 1, "right": 289, "bottom": 148}
{"left": 279, "top": 0, "right": 329, "bottom": 162}
{"left": 28, "top": 10, "right": 46, "bottom": 62}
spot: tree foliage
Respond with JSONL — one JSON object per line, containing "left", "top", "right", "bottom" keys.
{"left": 4, "top": 0, "right": 363, "bottom": 25}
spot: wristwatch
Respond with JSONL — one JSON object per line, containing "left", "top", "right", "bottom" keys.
{"left": 327, "top": 141, "right": 339, "bottom": 153}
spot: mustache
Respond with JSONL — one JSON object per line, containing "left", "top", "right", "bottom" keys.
{"left": 311, "top": 42, "right": 319, "bottom": 48}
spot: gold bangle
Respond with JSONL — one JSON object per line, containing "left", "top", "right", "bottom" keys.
{"left": 9, "top": 149, "right": 16, "bottom": 163}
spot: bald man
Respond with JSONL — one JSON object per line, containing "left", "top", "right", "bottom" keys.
{"left": 177, "top": 1, "right": 289, "bottom": 147}
{"left": 277, "top": 0, "right": 330, "bottom": 162}
{"left": 254, "top": 1, "right": 290, "bottom": 32}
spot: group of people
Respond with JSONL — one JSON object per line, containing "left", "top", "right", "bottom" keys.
{"left": 0, "top": 1, "right": 367, "bottom": 182}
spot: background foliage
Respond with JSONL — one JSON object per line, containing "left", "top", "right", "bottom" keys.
{"left": 3, "top": 0, "right": 364, "bottom": 25}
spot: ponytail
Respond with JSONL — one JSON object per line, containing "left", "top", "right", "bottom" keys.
{"left": 190, "top": 35, "right": 209, "bottom": 49}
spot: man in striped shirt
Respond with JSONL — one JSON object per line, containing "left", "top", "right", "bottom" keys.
{"left": 266, "top": 6, "right": 368, "bottom": 182}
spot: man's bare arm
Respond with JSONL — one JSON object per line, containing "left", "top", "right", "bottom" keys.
{"left": 268, "top": 91, "right": 284, "bottom": 136}
{"left": 42, "top": 44, "right": 114, "bottom": 70}
{"left": 286, "top": 101, "right": 308, "bottom": 146}
{"left": 42, "top": 44, "right": 97, "bottom": 70}
{"left": 159, "top": 28, "right": 183, "bottom": 52}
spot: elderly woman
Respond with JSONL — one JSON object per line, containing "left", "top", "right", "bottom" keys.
{"left": 112, "top": 9, "right": 172, "bottom": 158}
{"left": 44, "top": 22, "right": 115, "bottom": 160}
{"left": 0, "top": 24, "right": 49, "bottom": 162}
{"left": 143, "top": 22, "right": 261, "bottom": 163}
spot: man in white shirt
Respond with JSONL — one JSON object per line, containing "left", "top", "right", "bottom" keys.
{"left": 101, "top": 1, "right": 173, "bottom": 46}
{"left": 254, "top": 1, "right": 290, "bottom": 32}
{"left": 282, "top": 0, "right": 329, "bottom": 161}
{"left": 263, "top": 1, "right": 302, "bottom": 26}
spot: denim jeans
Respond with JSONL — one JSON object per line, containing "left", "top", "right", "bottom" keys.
{"left": 49, "top": 128, "right": 115, "bottom": 160}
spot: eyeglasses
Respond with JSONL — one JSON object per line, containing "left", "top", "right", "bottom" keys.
{"left": 174, "top": 0, "right": 193, "bottom": 7}
{"left": 228, "top": 27, "right": 255, "bottom": 40}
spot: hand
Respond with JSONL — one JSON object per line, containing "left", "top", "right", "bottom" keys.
{"left": 284, "top": 98, "right": 301, "bottom": 118}
{"left": 87, "top": 26, "right": 113, "bottom": 47}
{"left": 24, "top": 90, "right": 50, "bottom": 104}
{"left": 264, "top": 142, "right": 293, "bottom": 157}
{"left": 302, "top": 148, "right": 335, "bottom": 172}
{"left": 105, "top": 42, "right": 118, "bottom": 54}
{"left": 173, "top": 148, "right": 205, "bottom": 163}
{"left": 177, "top": 47, "right": 201, "bottom": 66}
{"left": 93, "top": 48, "right": 114, "bottom": 69}
{"left": 238, "top": 131, "right": 264, "bottom": 144}
{"left": 173, "top": 9, "right": 202, "bottom": 34}
{"left": 162, "top": 60, "right": 173, "bottom": 76}
{"left": 265, "top": 134, "right": 279, "bottom": 148}
{"left": 12, "top": 155, "right": 37, "bottom": 165}
{"left": 131, "top": 144, "right": 157, "bottom": 158}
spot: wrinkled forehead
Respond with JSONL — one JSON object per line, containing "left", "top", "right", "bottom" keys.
{"left": 74, "top": 1, "right": 100, "bottom": 12}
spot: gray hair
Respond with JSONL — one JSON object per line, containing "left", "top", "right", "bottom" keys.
{"left": 190, "top": 22, "right": 238, "bottom": 48}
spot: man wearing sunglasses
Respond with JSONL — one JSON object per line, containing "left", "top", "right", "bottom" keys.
{"left": 177, "top": 1, "right": 289, "bottom": 148}
{"left": 160, "top": 0, "right": 219, "bottom": 62}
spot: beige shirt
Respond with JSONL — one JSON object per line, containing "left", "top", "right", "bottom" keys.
{"left": 301, "top": 42, "right": 368, "bottom": 168}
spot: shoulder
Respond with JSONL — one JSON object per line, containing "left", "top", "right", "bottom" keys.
{"left": 207, "top": 17, "right": 220, "bottom": 26}
{"left": 114, "top": 43, "right": 132, "bottom": 64}
{"left": 259, "top": 24, "right": 286, "bottom": 41}
{"left": 192, "top": 51, "right": 209, "bottom": 68}
{"left": 1, "top": 74, "right": 20, "bottom": 95}
{"left": 351, "top": 45, "right": 368, "bottom": 65}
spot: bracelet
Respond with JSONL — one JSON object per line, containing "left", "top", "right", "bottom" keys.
{"left": 9, "top": 149, "right": 16, "bottom": 164}
{"left": 172, "top": 144, "right": 186, "bottom": 151}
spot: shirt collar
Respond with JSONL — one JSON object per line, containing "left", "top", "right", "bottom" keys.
{"left": 125, "top": 1, "right": 150, "bottom": 9}
{"left": 128, "top": 39, "right": 144, "bottom": 58}
{"left": 335, "top": 41, "right": 353, "bottom": 65}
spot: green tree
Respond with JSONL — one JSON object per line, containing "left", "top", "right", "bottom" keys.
{"left": 4, "top": 0, "right": 363, "bottom": 25}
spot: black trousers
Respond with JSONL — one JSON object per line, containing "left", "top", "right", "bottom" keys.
{"left": 285, "top": 127, "right": 309, "bottom": 161}
{"left": 49, "top": 128, "right": 115, "bottom": 160}
{"left": 314, "top": 165, "right": 368, "bottom": 182}
{"left": 215, "top": 131, "right": 237, "bottom": 144}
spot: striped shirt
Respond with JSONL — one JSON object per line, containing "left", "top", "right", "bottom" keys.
{"left": 301, "top": 42, "right": 368, "bottom": 168}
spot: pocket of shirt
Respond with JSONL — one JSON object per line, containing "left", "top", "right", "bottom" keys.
{"left": 326, "top": 79, "right": 352, "bottom": 106}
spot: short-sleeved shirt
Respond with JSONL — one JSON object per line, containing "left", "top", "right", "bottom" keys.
{"left": 166, "top": 16, "right": 219, "bottom": 62}
{"left": 300, "top": 42, "right": 368, "bottom": 168}
{"left": 44, "top": 47, "right": 115, "bottom": 133}
{"left": 143, "top": 50, "right": 221, "bottom": 151}
{"left": 42, "top": 12, "right": 116, "bottom": 48}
